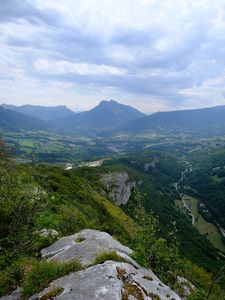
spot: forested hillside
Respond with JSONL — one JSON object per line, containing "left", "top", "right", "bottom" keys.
{"left": 1, "top": 141, "right": 225, "bottom": 299}
{"left": 185, "top": 147, "right": 225, "bottom": 228}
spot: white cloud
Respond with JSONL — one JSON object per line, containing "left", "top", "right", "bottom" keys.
{"left": 34, "top": 59, "right": 126, "bottom": 76}
{"left": 1, "top": 0, "right": 225, "bottom": 112}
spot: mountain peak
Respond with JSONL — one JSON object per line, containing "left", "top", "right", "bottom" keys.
{"left": 53, "top": 100, "right": 145, "bottom": 131}
{"left": 98, "top": 99, "right": 120, "bottom": 107}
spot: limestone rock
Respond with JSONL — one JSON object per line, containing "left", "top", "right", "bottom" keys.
{"left": 130, "top": 158, "right": 159, "bottom": 172}
{"left": 41, "top": 229, "right": 133, "bottom": 265}
{"left": 29, "top": 261, "right": 181, "bottom": 300}
{"left": 101, "top": 172, "right": 136, "bottom": 206}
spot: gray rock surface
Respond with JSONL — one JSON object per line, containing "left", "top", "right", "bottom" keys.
{"left": 30, "top": 261, "right": 181, "bottom": 300}
{"left": 0, "top": 288, "right": 21, "bottom": 300}
{"left": 177, "top": 277, "right": 197, "bottom": 299}
{"left": 1, "top": 229, "right": 183, "bottom": 300}
{"left": 130, "top": 158, "right": 159, "bottom": 172}
{"left": 41, "top": 229, "right": 133, "bottom": 265}
{"left": 101, "top": 172, "right": 136, "bottom": 206}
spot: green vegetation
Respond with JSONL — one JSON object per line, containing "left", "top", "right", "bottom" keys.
{"left": 39, "top": 287, "right": 64, "bottom": 300}
{"left": 94, "top": 250, "right": 128, "bottom": 265}
{"left": 185, "top": 147, "right": 225, "bottom": 228}
{"left": 176, "top": 197, "right": 225, "bottom": 252}
{"left": 22, "top": 260, "right": 82, "bottom": 296}
{"left": 0, "top": 258, "right": 82, "bottom": 298}
{"left": 75, "top": 236, "right": 86, "bottom": 243}
{"left": 1, "top": 138, "right": 225, "bottom": 299}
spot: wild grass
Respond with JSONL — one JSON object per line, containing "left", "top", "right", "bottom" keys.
{"left": 22, "top": 259, "right": 83, "bottom": 297}
{"left": 94, "top": 250, "right": 128, "bottom": 265}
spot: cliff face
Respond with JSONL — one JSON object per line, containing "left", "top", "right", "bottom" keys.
{"left": 101, "top": 172, "right": 136, "bottom": 206}
{"left": 1, "top": 229, "right": 181, "bottom": 300}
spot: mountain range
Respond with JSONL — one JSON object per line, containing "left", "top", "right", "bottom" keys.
{"left": 1, "top": 103, "right": 74, "bottom": 121}
{"left": 0, "top": 106, "right": 46, "bottom": 131}
{"left": 120, "top": 105, "right": 225, "bottom": 137}
{"left": 1, "top": 100, "right": 225, "bottom": 137}
{"left": 51, "top": 100, "right": 145, "bottom": 132}
{"left": 0, "top": 100, "right": 145, "bottom": 133}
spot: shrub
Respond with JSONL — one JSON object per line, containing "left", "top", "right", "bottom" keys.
{"left": 0, "top": 257, "right": 37, "bottom": 297}
{"left": 22, "top": 260, "right": 83, "bottom": 296}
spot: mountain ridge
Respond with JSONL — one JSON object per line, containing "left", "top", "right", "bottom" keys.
{"left": 1, "top": 103, "right": 74, "bottom": 121}
{"left": 0, "top": 106, "right": 48, "bottom": 131}
{"left": 2, "top": 100, "right": 225, "bottom": 138}
{"left": 117, "top": 104, "right": 225, "bottom": 137}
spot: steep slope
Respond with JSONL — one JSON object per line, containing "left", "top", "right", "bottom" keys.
{"left": 52, "top": 100, "right": 145, "bottom": 132}
{"left": 82, "top": 151, "right": 225, "bottom": 271}
{"left": 119, "top": 105, "right": 225, "bottom": 137}
{"left": 1, "top": 104, "right": 74, "bottom": 121}
{"left": 0, "top": 106, "right": 47, "bottom": 131}
{"left": 185, "top": 147, "right": 225, "bottom": 228}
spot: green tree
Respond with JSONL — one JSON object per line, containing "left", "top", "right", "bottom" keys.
{"left": 0, "top": 138, "right": 48, "bottom": 267}
{"left": 131, "top": 189, "right": 181, "bottom": 287}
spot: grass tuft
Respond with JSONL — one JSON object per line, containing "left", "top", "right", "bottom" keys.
{"left": 74, "top": 236, "right": 85, "bottom": 243}
{"left": 39, "top": 287, "right": 64, "bottom": 300}
{"left": 94, "top": 250, "right": 128, "bottom": 265}
{"left": 22, "top": 260, "right": 82, "bottom": 297}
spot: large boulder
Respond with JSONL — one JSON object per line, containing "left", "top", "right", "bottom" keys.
{"left": 41, "top": 229, "right": 133, "bottom": 265}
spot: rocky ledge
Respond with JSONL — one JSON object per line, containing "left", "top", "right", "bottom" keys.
{"left": 1, "top": 229, "right": 181, "bottom": 300}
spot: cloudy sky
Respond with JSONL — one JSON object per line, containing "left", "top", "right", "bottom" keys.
{"left": 1, "top": 0, "right": 225, "bottom": 112}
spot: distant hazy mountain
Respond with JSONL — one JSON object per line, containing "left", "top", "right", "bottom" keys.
{"left": 53, "top": 100, "right": 145, "bottom": 131}
{"left": 1, "top": 104, "right": 74, "bottom": 121}
{"left": 119, "top": 105, "right": 225, "bottom": 137}
{"left": 0, "top": 106, "right": 47, "bottom": 131}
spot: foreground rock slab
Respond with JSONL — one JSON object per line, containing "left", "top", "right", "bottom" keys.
{"left": 30, "top": 261, "right": 181, "bottom": 300}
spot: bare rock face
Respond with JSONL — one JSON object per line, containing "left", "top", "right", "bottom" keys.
{"left": 131, "top": 158, "right": 159, "bottom": 172}
{"left": 29, "top": 261, "right": 181, "bottom": 300}
{"left": 101, "top": 172, "right": 136, "bottom": 206}
{"left": 41, "top": 229, "right": 133, "bottom": 265}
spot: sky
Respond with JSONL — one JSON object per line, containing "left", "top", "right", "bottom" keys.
{"left": 1, "top": 0, "right": 225, "bottom": 113}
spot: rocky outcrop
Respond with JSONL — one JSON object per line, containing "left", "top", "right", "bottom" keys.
{"left": 1, "top": 229, "right": 182, "bottom": 300}
{"left": 101, "top": 172, "right": 136, "bottom": 206}
{"left": 37, "top": 229, "right": 181, "bottom": 300}
{"left": 131, "top": 158, "right": 159, "bottom": 172}
{"left": 41, "top": 229, "right": 133, "bottom": 265}
{"left": 30, "top": 261, "right": 181, "bottom": 300}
